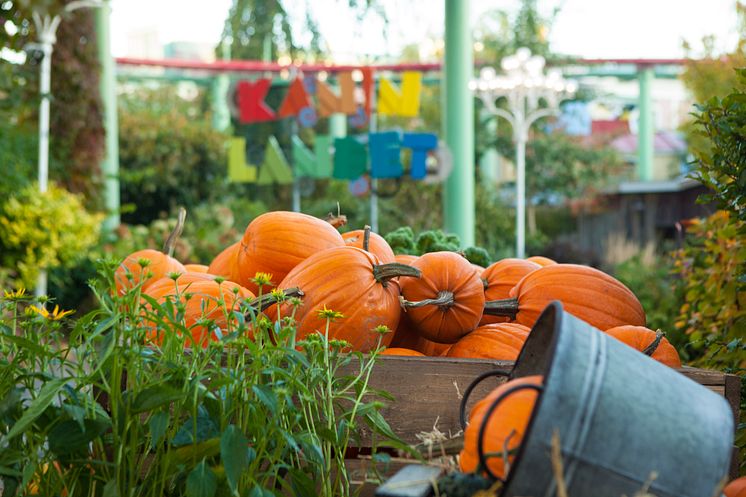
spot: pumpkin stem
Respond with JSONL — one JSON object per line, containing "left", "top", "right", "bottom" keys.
{"left": 163, "top": 207, "right": 187, "bottom": 257}
{"left": 326, "top": 202, "right": 347, "bottom": 229}
{"left": 249, "top": 287, "right": 304, "bottom": 312}
{"left": 400, "top": 290, "right": 455, "bottom": 311}
{"left": 642, "top": 329, "right": 665, "bottom": 356}
{"left": 373, "top": 263, "right": 421, "bottom": 287}
{"left": 481, "top": 277, "right": 489, "bottom": 289}
{"left": 363, "top": 225, "right": 372, "bottom": 252}
{"left": 482, "top": 297, "right": 519, "bottom": 319}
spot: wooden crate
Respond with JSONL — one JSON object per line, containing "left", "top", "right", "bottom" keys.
{"left": 344, "top": 356, "right": 742, "bottom": 494}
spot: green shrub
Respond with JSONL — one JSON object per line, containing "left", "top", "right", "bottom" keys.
{"left": 0, "top": 183, "right": 103, "bottom": 289}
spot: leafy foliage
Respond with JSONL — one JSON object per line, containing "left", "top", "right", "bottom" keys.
{"left": 0, "top": 183, "right": 103, "bottom": 288}
{"left": 0, "top": 262, "right": 405, "bottom": 496}
{"left": 690, "top": 70, "right": 746, "bottom": 224}
{"left": 383, "top": 226, "right": 493, "bottom": 266}
{"left": 118, "top": 88, "right": 231, "bottom": 225}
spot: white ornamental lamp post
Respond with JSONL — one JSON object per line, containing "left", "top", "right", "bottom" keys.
{"left": 470, "top": 48, "right": 577, "bottom": 258}
{"left": 28, "top": 1, "right": 102, "bottom": 298}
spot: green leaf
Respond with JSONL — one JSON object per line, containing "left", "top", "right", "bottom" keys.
{"left": 171, "top": 410, "right": 219, "bottom": 447}
{"left": 48, "top": 418, "right": 111, "bottom": 455}
{"left": 164, "top": 438, "right": 221, "bottom": 476}
{"left": 251, "top": 385, "right": 277, "bottom": 415}
{"left": 5, "top": 377, "right": 67, "bottom": 441}
{"left": 149, "top": 411, "right": 170, "bottom": 450}
{"left": 130, "top": 383, "right": 184, "bottom": 414}
{"left": 102, "top": 479, "right": 120, "bottom": 497}
{"left": 220, "top": 425, "right": 249, "bottom": 494}
{"left": 186, "top": 460, "right": 217, "bottom": 497}
{"left": 247, "top": 486, "right": 274, "bottom": 497}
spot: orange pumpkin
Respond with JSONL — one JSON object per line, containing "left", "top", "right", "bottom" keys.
{"left": 605, "top": 325, "right": 681, "bottom": 368}
{"left": 460, "top": 375, "right": 543, "bottom": 479}
{"left": 399, "top": 252, "right": 485, "bottom": 344}
{"left": 237, "top": 211, "right": 345, "bottom": 294}
{"left": 480, "top": 258, "right": 541, "bottom": 325}
{"left": 115, "top": 249, "right": 185, "bottom": 296}
{"left": 724, "top": 477, "right": 746, "bottom": 497}
{"left": 446, "top": 323, "right": 530, "bottom": 361}
{"left": 144, "top": 278, "right": 253, "bottom": 348}
{"left": 184, "top": 264, "right": 209, "bottom": 273}
{"left": 115, "top": 208, "right": 187, "bottom": 295}
{"left": 390, "top": 315, "right": 451, "bottom": 356}
{"left": 394, "top": 254, "right": 418, "bottom": 265}
{"left": 382, "top": 347, "right": 425, "bottom": 357}
{"left": 342, "top": 226, "right": 396, "bottom": 263}
{"left": 276, "top": 246, "right": 421, "bottom": 352}
{"left": 526, "top": 255, "right": 556, "bottom": 266}
{"left": 484, "top": 264, "right": 646, "bottom": 331}
{"left": 207, "top": 242, "right": 243, "bottom": 283}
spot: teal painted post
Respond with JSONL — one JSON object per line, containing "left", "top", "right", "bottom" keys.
{"left": 637, "top": 66, "right": 654, "bottom": 181}
{"left": 96, "top": 0, "right": 120, "bottom": 233}
{"left": 443, "top": 0, "right": 475, "bottom": 246}
{"left": 329, "top": 113, "right": 347, "bottom": 138}
{"left": 211, "top": 42, "right": 231, "bottom": 131}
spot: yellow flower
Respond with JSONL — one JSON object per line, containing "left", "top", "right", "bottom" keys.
{"left": 317, "top": 305, "right": 344, "bottom": 321}
{"left": 251, "top": 272, "right": 274, "bottom": 287}
{"left": 28, "top": 304, "right": 75, "bottom": 321}
{"left": 3, "top": 287, "right": 26, "bottom": 300}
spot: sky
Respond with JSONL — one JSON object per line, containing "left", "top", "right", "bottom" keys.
{"left": 110, "top": 0, "right": 741, "bottom": 61}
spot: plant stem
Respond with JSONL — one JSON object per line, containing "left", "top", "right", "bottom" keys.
{"left": 162, "top": 206, "right": 186, "bottom": 257}
{"left": 400, "top": 290, "right": 455, "bottom": 310}
{"left": 642, "top": 330, "right": 665, "bottom": 356}
{"left": 373, "top": 263, "right": 421, "bottom": 288}
{"left": 363, "top": 225, "right": 371, "bottom": 251}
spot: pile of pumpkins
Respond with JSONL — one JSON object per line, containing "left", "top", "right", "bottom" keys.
{"left": 116, "top": 210, "right": 698, "bottom": 484}
{"left": 115, "top": 210, "right": 681, "bottom": 367}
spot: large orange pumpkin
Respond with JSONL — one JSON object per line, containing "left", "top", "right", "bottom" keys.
{"left": 399, "top": 252, "right": 485, "bottom": 344}
{"left": 389, "top": 315, "right": 451, "bottom": 356}
{"left": 237, "top": 211, "right": 345, "bottom": 294}
{"left": 724, "top": 477, "right": 746, "bottom": 497}
{"left": 460, "top": 375, "right": 543, "bottom": 479}
{"left": 382, "top": 347, "right": 425, "bottom": 357}
{"left": 394, "top": 254, "right": 418, "bottom": 265}
{"left": 526, "top": 255, "right": 556, "bottom": 266}
{"left": 342, "top": 226, "right": 396, "bottom": 263}
{"left": 480, "top": 258, "right": 541, "bottom": 325}
{"left": 276, "top": 246, "right": 421, "bottom": 352}
{"left": 115, "top": 208, "right": 187, "bottom": 295}
{"left": 605, "top": 325, "right": 681, "bottom": 368}
{"left": 184, "top": 264, "right": 209, "bottom": 273}
{"left": 484, "top": 264, "right": 646, "bottom": 331}
{"left": 446, "top": 323, "right": 530, "bottom": 361}
{"left": 144, "top": 277, "right": 253, "bottom": 348}
{"left": 207, "top": 242, "right": 242, "bottom": 283}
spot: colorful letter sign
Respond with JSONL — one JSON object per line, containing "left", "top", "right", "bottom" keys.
{"left": 378, "top": 71, "right": 422, "bottom": 117}
{"left": 316, "top": 71, "right": 356, "bottom": 117}
{"left": 237, "top": 79, "right": 275, "bottom": 123}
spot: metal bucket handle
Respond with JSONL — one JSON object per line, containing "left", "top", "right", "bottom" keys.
{"left": 477, "top": 383, "right": 544, "bottom": 482}
{"left": 459, "top": 369, "right": 512, "bottom": 429}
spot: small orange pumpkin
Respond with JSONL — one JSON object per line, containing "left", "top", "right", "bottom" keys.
{"left": 207, "top": 242, "right": 243, "bottom": 283}
{"left": 480, "top": 258, "right": 541, "bottom": 325}
{"left": 484, "top": 264, "right": 645, "bottom": 331}
{"left": 390, "top": 315, "right": 451, "bottom": 356}
{"left": 605, "top": 325, "right": 681, "bottom": 368}
{"left": 382, "top": 347, "right": 425, "bottom": 357}
{"left": 342, "top": 226, "right": 396, "bottom": 263}
{"left": 237, "top": 211, "right": 345, "bottom": 294}
{"left": 460, "top": 375, "right": 543, "bottom": 479}
{"left": 144, "top": 277, "right": 253, "bottom": 348}
{"left": 400, "top": 251, "right": 485, "bottom": 344}
{"left": 276, "top": 246, "right": 421, "bottom": 352}
{"left": 724, "top": 477, "right": 746, "bottom": 497}
{"left": 115, "top": 209, "right": 187, "bottom": 295}
{"left": 526, "top": 255, "right": 556, "bottom": 266}
{"left": 446, "top": 323, "right": 529, "bottom": 361}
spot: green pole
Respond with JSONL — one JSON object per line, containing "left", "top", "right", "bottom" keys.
{"left": 96, "top": 0, "right": 120, "bottom": 232}
{"left": 211, "top": 42, "right": 231, "bottom": 131}
{"left": 637, "top": 66, "right": 654, "bottom": 181}
{"left": 443, "top": 0, "right": 475, "bottom": 246}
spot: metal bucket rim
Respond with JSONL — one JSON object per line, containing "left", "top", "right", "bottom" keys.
{"left": 500, "top": 301, "right": 564, "bottom": 493}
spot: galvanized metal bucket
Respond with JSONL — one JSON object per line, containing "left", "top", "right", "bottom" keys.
{"left": 465, "top": 302, "right": 734, "bottom": 497}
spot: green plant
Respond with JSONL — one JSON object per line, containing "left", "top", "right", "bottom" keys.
{"left": 0, "top": 260, "right": 408, "bottom": 496}
{"left": 0, "top": 182, "right": 103, "bottom": 289}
